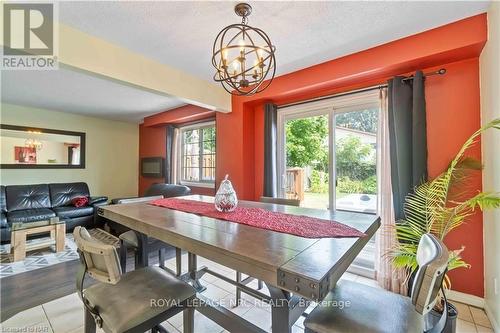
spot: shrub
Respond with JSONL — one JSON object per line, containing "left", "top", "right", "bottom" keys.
{"left": 361, "top": 176, "right": 377, "bottom": 194}
{"left": 337, "top": 177, "right": 363, "bottom": 194}
{"left": 309, "top": 170, "right": 329, "bottom": 193}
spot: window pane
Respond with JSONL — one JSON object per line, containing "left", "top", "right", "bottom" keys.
{"left": 202, "top": 167, "right": 215, "bottom": 181}
{"left": 183, "top": 129, "right": 199, "bottom": 144}
{"left": 183, "top": 167, "right": 199, "bottom": 181}
{"left": 285, "top": 114, "right": 329, "bottom": 210}
{"left": 202, "top": 154, "right": 215, "bottom": 168}
{"left": 334, "top": 108, "right": 378, "bottom": 214}
{"left": 203, "top": 127, "right": 215, "bottom": 142}
{"left": 334, "top": 108, "right": 377, "bottom": 272}
{"left": 180, "top": 125, "right": 216, "bottom": 183}
{"left": 183, "top": 155, "right": 199, "bottom": 168}
{"left": 184, "top": 143, "right": 199, "bottom": 156}
{"left": 202, "top": 140, "right": 215, "bottom": 154}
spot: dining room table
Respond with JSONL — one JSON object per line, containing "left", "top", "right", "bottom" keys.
{"left": 97, "top": 195, "right": 380, "bottom": 333}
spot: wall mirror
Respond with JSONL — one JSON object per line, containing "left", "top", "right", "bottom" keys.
{"left": 0, "top": 124, "right": 86, "bottom": 169}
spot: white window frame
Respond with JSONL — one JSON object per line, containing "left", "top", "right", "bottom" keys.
{"left": 277, "top": 90, "right": 380, "bottom": 211}
{"left": 178, "top": 121, "right": 216, "bottom": 189}
{"left": 277, "top": 90, "right": 381, "bottom": 278}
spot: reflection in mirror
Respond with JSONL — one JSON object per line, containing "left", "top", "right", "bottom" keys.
{"left": 0, "top": 125, "right": 85, "bottom": 168}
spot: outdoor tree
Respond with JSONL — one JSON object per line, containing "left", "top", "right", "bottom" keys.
{"left": 336, "top": 109, "right": 378, "bottom": 133}
{"left": 285, "top": 116, "right": 328, "bottom": 171}
{"left": 335, "top": 135, "right": 376, "bottom": 180}
{"left": 285, "top": 112, "right": 378, "bottom": 195}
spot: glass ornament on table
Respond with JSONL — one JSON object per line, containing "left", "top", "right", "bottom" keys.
{"left": 214, "top": 174, "right": 238, "bottom": 212}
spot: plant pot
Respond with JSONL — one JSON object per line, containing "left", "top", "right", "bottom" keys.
{"left": 424, "top": 302, "right": 458, "bottom": 333}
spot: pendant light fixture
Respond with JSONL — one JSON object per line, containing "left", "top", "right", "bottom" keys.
{"left": 212, "top": 3, "right": 276, "bottom": 96}
{"left": 25, "top": 138, "right": 43, "bottom": 150}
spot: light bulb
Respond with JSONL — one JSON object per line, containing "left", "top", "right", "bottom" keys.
{"left": 257, "top": 48, "right": 264, "bottom": 60}
{"left": 253, "top": 59, "right": 259, "bottom": 77}
{"left": 232, "top": 61, "right": 239, "bottom": 77}
{"left": 238, "top": 39, "right": 245, "bottom": 52}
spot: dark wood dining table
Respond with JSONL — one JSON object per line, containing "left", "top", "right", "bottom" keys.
{"left": 98, "top": 195, "right": 380, "bottom": 333}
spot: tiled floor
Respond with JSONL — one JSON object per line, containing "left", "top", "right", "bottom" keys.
{"left": 0, "top": 255, "right": 494, "bottom": 333}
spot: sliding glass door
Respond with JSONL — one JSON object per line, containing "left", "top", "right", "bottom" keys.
{"left": 334, "top": 108, "right": 378, "bottom": 214}
{"left": 282, "top": 112, "right": 330, "bottom": 209}
{"left": 277, "top": 90, "right": 380, "bottom": 275}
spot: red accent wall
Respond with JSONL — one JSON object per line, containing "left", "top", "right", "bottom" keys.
{"left": 216, "top": 14, "right": 487, "bottom": 297}
{"left": 139, "top": 106, "right": 216, "bottom": 196}
{"left": 425, "top": 58, "right": 483, "bottom": 296}
{"left": 139, "top": 124, "right": 166, "bottom": 196}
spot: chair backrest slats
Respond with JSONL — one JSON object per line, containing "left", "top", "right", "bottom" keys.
{"left": 74, "top": 226, "right": 122, "bottom": 284}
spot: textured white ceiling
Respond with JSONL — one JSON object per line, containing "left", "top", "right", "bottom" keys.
{"left": 1, "top": 68, "right": 185, "bottom": 123}
{"left": 1, "top": 1, "right": 490, "bottom": 123}
{"left": 60, "top": 1, "right": 490, "bottom": 83}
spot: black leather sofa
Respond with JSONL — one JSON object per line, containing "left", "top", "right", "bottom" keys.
{"left": 0, "top": 182, "right": 108, "bottom": 242}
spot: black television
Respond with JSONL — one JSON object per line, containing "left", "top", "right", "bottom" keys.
{"left": 141, "top": 157, "right": 165, "bottom": 178}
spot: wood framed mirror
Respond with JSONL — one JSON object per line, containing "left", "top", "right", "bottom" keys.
{"left": 0, "top": 124, "right": 86, "bottom": 169}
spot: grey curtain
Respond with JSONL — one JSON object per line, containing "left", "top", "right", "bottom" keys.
{"left": 388, "top": 71, "right": 427, "bottom": 220}
{"left": 263, "top": 103, "right": 278, "bottom": 197}
{"left": 165, "top": 124, "right": 175, "bottom": 184}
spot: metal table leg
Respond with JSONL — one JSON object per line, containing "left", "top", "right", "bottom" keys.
{"left": 158, "top": 247, "right": 166, "bottom": 269}
{"left": 176, "top": 247, "right": 182, "bottom": 276}
{"left": 188, "top": 252, "right": 206, "bottom": 292}
{"left": 267, "top": 283, "right": 310, "bottom": 333}
{"left": 236, "top": 271, "right": 242, "bottom": 305}
{"left": 136, "top": 232, "right": 149, "bottom": 268}
{"left": 183, "top": 306, "right": 195, "bottom": 333}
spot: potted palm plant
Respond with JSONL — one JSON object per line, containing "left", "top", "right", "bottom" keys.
{"left": 390, "top": 118, "right": 500, "bottom": 333}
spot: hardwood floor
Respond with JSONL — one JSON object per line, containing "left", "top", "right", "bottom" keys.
{"left": 0, "top": 246, "right": 177, "bottom": 322}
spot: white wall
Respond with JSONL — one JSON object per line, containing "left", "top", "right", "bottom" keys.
{"left": 0, "top": 103, "right": 139, "bottom": 199}
{"left": 480, "top": 2, "right": 500, "bottom": 331}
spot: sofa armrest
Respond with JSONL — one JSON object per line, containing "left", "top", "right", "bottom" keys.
{"left": 89, "top": 196, "right": 108, "bottom": 206}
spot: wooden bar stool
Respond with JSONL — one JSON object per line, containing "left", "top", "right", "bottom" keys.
{"left": 74, "top": 226, "right": 195, "bottom": 333}
{"left": 304, "top": 233, "right": 450, "bottom": 333}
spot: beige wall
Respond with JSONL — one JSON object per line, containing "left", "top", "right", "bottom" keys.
{"left": 0, "top": 103, "right": 139, "bottom": 199}
{"left": 480, "top": 2, "right": 500, "bottom": 331}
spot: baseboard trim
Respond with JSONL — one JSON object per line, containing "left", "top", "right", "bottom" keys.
{"left": 484, "top": 302, "right": 500, "bottom": 333}
{"left": 446, "top": 289, "right": 484, "bottom": 308}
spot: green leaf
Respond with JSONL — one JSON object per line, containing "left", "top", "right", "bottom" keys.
{"left": 389, "top": 118, "right": 500, "bottom": 280}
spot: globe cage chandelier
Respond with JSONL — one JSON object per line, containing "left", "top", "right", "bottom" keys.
{"left": 212, "top": 3, "right": 276, "bottom": 96}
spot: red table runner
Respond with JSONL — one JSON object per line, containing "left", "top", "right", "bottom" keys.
{"left": 150, "top": 198, "right": 365, "bottom": 239}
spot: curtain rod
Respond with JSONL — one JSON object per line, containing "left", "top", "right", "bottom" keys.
{"left": 401, "top": 68, "right": 446, "bottom": 82}
{"left": 278, "top": 68, "right": 446, "bottom": 109}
